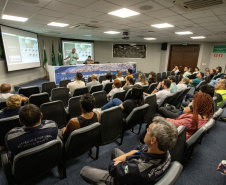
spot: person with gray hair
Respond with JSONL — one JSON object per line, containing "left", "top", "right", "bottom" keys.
{"left": 80, "top": 116, "right": 178, "bottom": 185}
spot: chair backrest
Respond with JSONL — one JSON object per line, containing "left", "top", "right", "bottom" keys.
{"left": 0, "top": 101, "right": 7, "bottom": 109}
{"left": 157, "top": 73, "right": 161, "bottom": 82}
{"left": 170, "top": 71, "right": 175, "bottom": 75}
{"left": 142, "top": 85, "right": 149, "bottom": 93}
{"left": 158, "top": 93, "right": 175, "bottom": 108}
{"left": 133, "top": 73, "right": 139, "bottom": 79}
{"left": 92, "top": 91, "right": 108, "bottom": 108}
{"left": 72, "top": 86, "right": 88, "bottom": 97}
{"left": 162, "top": 72, "right": 167, "bottom": 80}
{"left": 143, "top": 94, "right": 157, "bottom": 124}
{"left": 0, "top": 115, "right": 20, "bottom": 146}
{"left": 169, "top": 126, "right": 186, "bottom": 163}
{"left": 18, "top": 86, "right": 40, "bottom": 97}
{"left": 179, "top": 74, "right": 183, "bottom": 82}
{"left": 213, "top": 108, "right": 224, "bottom": 120}
{"left": 88, "top": 77, "right": 92, "bottom": 82}
{"left": 155, "top": 161, "right": 183, "bottom": 185}
{"left": 147, "top": 83, "right": 158, "bottom": 94}
{"left": 65, "top": 122, "right": 101, "bottom": 160}
{"left": 59, "top": 80, "right": 71, "bottom": 87}
{"left": 99, "top": 76, "right": 106, "bottom": 83}
{"left": 13, "top": 139, "right": 62, "bottom": 183}
{"left": 170, "top": 90, "right": 183, "bottom": 107}
{"left": 196, "top": 80, "right": 206, "bottom": 91}
{"left": 124, "top": 104, "right": 149, "bottom": 131}
{"left": 41, "top": 82, "right": 56, "bottom": 97}
{"left": 204, "top": 118, "right": 216, "bottom": 131}
{"left": 112, "top": 74, "right": 116, "bottom": 79}
{"left": 40, "top": 100, "right": 67, "bottom": 129}
{"left": 29, "top": 92, "right": 49, "bottom": 108}
{"left": 103, "top": 82, "right": 113, "bottom": 94}
{"left": 100, "top": 106, "right": 123, "bottom": 146}
{"left": 124, "top": 88, "right": 132, "bottom": 100}
{"left": 111, "top": 90, "right": 126, "bottom": 101}
{"left": 81, "top": 78, "right": 86, "bottom": 84}
{"left": 89, "top": 84, "right": 103, "bottom": 94}
{"left": 51, "top": 87, "right": 69, "bottom": 107}
{"left": 175, "top": 75, "right": 180, "bottom": 84}
{"left": 175, "top": 88, "right": 191, "bottom": 108}
{"left": 167, "top": 71, "right": 171, "bottom": 77}
{"left": 218, "top": 100, "right": 226, "bottom": 109}
{"left": 68, "top": 96, "right": 82, "bottom": 119}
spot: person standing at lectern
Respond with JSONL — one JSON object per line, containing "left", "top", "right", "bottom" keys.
{"left": 84, "top": 56, "right": 94, "bottom": 64}
{"left": 64, "top": 48, "right": 79, "bottom": 65}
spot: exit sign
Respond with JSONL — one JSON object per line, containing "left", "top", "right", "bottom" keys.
{"left": 183, "top": 42, "right": 188, "bottom": 46}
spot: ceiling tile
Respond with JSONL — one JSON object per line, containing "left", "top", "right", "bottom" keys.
{"left": 71, "top": 8, "right": 104, "bottom": 18}
{"left": 192, "top": 16, "right": 220, "bottom": 24}
{"left": 32, "top": 15, "right": 58, "bottom": 22}
{"left": 56, "top": 0, "right": 98, "bottom": 7}
{"left": 38, "top": 8, "right": 68, "bottom": 18}
{"left": 146, "top": 9, "right": 177, "bottom": 18}
{"left": 153, "top": 0, "right": 175, "bottom": 8}
{"left": 128, "top": 1, "right": 165, "bottom": 13}
{"left": 127, "top": 14, "right": 154, "bottom": 22}
{"left": 105, "top": 0, "right": 146, "bottom": 7}
{"left": 45, "top": 1, "right": 81, "bottom": 13}
{"left": 218, "top": 14, "right": 226, "bottom": 21}
{"left": 5, "top": 1, "right": 40, "bottom": 14}
{"left": 95, "top": 14, "right": 121, "bottom": 21}
{"left": 3, "top": 9, "right": 34, "bottom": 17}
{"left": 9, "top": 0, "right": 52, "bottom": 8}
{"left": 159, "top": 15, "right": 188, "bottom": 22}
{"left": 183, "top": 10, "right": 215, "bottom": 19}
{"left": 86, "top": 0, "right": 121, "bottom": 13}
{"left": 211, "top": 6, "right": 226, "bottom": 15}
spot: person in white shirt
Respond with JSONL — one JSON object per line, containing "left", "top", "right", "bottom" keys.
{"left": 135, "top": 73, "right": 148, "bottom": 86}
{"left": 144, "top": 79, "right": 171, "bottom": 103}
{"left": 0, "top": 83, "right": 28, "bottom": 103}
{"left": 102, "top": 73, "right": 113, "bottom": 86}
{"left": 86, "top": 74, "right": 100, "bottom": 91}
{"left": 172, "top": 66, "right": 179, "bottom": 74}
{"left": 183, "top": 66, "right": 192, "bottom": 77}
{"left": 67, "top": 72, "right": 85, "bottom": 95}
{"left": 107, "top": 79, "right": 123, "bottom": 98}
{"left": 193, "top": 67, "right": 200, "bottom": 74}
{"left": 116, "top": 71, "right": 124, "bottom": 81}
{"left": 177, "top": 77, "right": 189, "bottom": 91}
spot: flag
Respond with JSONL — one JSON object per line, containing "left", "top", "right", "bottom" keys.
{"left": 43, "top": 44, "right": 47, "bottom": 68}
{"left": 52, "top": 42, "right": 56, "bottom": 66}
{"left": 58, "top": 42, "right": 63, "bottom": 66}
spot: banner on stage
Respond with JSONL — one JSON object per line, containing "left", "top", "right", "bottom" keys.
{"left": 54, "top": 63, "right": 137, "bottom": 84}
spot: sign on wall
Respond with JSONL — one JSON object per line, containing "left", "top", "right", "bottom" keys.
{"left": 113, "top": 44, "right": 146, "bottom": 58}
{"left": 213, "top": 45, "right": 226, "bottom": 53}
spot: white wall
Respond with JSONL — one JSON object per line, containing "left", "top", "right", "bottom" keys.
{"left": 94, "top": 41, "right": 162, "bottom": 73}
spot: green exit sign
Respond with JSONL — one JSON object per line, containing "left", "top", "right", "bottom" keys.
{"left": 183, "top": 42, "right": 188, "bottom": 46}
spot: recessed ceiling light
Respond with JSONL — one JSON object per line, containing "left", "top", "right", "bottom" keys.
{"left": 191, "top": 36, "right": 205, "bottom": 39}
{"left": 2, "top": 14, "right": 28, "bottom": 22}
{"left": 151, "top": 23, "right": 174, "bottom": 28}
{"left": 175, "top": 31, "right": 193, "bottom": 35}
{"left": 144, "top": 38, "right": 156, "bottom": 40}
{"left": 104, "top": 31, "right": 120, "bottom": 34}
{"left": 108, "top": 8, "right": 140, "bottom": 18}
{"left": 47, "top": 22, "right": 69, "bottom": 27}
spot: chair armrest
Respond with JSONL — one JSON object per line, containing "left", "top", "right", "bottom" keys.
{"left": 1, "top": 153, "right": 13, "bottom": 183}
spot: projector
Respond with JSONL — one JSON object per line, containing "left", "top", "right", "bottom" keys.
{"left": 122, "top": 31, "right": 130, "bottom": 39}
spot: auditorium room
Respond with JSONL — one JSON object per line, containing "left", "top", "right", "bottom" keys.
{"left": 0, "top": 0, "right": 226, "bottom": 184}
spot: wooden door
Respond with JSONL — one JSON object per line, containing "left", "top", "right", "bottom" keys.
{"left": 168, "top": 45, "right": 200, "bottom": 73}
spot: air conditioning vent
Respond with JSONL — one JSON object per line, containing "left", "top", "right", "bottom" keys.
{"left": 70, "top": 23, "right": 100, "bottom": 30}
{"left": 169, "top": 0, "right": 226, "bottom": 11}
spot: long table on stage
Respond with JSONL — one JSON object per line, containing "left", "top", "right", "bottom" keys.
{"left": 48, "top": 62, "right": 137, "bottom": 85}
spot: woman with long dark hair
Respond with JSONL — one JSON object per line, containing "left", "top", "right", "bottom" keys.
{"left": 148, "top": 71, "right": 157, "bottom": 85}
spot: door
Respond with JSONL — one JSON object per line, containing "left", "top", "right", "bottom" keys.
{"left": 168, "top": 45, "right": 200, "bottom": 74}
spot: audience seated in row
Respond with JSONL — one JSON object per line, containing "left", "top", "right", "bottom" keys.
{"left": 5, "top": 104, "right": 58, "bottom": 162}
{"left": 189, "top": 72, "right": 204, "bottom": 87}
{"left": 193, "top": 67, "right": 200, "bottom": 75}
{"left": 177, "top": 77, "right": 189, "bottom": 91}
{"left": 102, "top": 73, "right": 113, "bottom": 86}
{"left": 80, "top": 116, "right": 178, "bottom": 185}
{"left": 0, "top": 83, "right": 28, "bottom": 102}
{"left": 0, "top": 95, "right": 22, "bottom": 119}
{"left": 116, "top": 71, "right": 124, "bottom": 81}
{"left": 214, "top": 79, "right": 226, "bottom": 107}
{"left": 135, "top": 73, "right": 148, "bottom": 86}
{"left": 183, "top": 66, "right": 192, "bottom": 77}
{"left": 172, "top": 65, "right": 179, "bottom": 74}
{"left": 168, "top": 75, "right": 178, "bottom": 93}
{"left": 67, "top": 72, "right": 85, "bottom": 95}
{"left": 86, "top": 74, "right": 100, "bottom": 91}
{"left": 107, "top": 79, "right": 123, "bottom": 98}
{"left": 100, "top": 84, "right": 144, "bottom": 118}
{"left": 148, "top": 71, "right": 157, "bottom": 85}
{"left": 123, "top": 77, "right": 134, "bottom": 91}
{"left": 124, "top": 68, "right": 133, "bottom": 81}
{"left": 60, "top": 94, "right": 100, "bottom": 142}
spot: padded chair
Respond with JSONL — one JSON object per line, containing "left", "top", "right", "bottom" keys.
{"left": 81, "top": 78, "right": 86, "bottom": 84}
{"left": 143, "top": 94, "right": 157, "bottom": 124}
{"left": 112, "top": 74, "right": 116, "bottom": 79}
{"left": 89, "top": 84, "right": 103, "bottom": 94}
{"left": 40, "top": 100, "right": 67, "bottom": 129}
{"left": 212, "top": 108, "right": 224, "bottom": 120}
{"left": 175, "top": 75, "right": 180, "bottom": 84}
{"left": 111, "top": 90, "right": 126, "bottom": 101}
{"left": 142, "top": 85, "right": 149, "bottom": 93}
{"left": 155, "top": 161, "right": 183, "bottom": 185}
{"left": 99, "top": 76, "right": 106, "bottom": 83}
{"left": 162, "top": 72, "right": 167, "bottom": 80}
{"left": 68, "top": 96, "right": 82, "bottom": 119}
{"left": 218, "top": 100, "right": 226, "bottom": 109}
{"left": 174, "top": 88, "right": 191, "bottom": 108}
{"left": 179, "top": 74, "right": 183, "bottom": 82}
{"left": 88, "top": 77, "right": 93, "bottom": 82}
{"left": 59, "top": 80, "right": 71, "bottom": 87}
{"left": 121, "top": 80, "right": 126, "bottom": 87}
{"left": 167, "top": 71, "right": 171, "bottom": 77}
{"left": 72, "top": 86, "right": 88, "bottom": 97}
{"left": 157, "top": 73, "right": 161, "bottom": 82}
{"left": 99, "top": 106, "right": 123, "bottom": 146}
{"left": 133, "top": 73, "right": 139, "bottom": 79}
{"left": 195, "top": 80, "right": 207, "bottom": 91}
{"left": 124, "top": 88, "right": 132, "bottom": 100}
{"left": 170, "top": 71, "right": 175, "bottom": 75}
{"left": 64, "top": 122, "right": 101, "bottom": 173}
{"left": 18, "top": 86, "right": 40, "bottom": 97}
{"left": 147, "top": 83, "right": 158, "bottom": 94}
{"left": 187, "top": 74, "right": 196, "bottom": 79}
{"left": 41, "top": 82, "right": 56, "bottom": 97}
{"left": 123, "top": 104, "right": 149, "bottom": 137}
{"left": 169, "top": 126, "right": 186, "bottom": 163}
{"left": 204, "top": 118, "right": 216, "bottom": 131}
{"left": 29, "top": 92, "right": 49, "bottom": 108}
{"left": 1, "top": 139, "right": 64, "bottom": 184}
{"left": 158, "top": 94, "right": 175, "bottom": 108}
{"left": 103, "top": 82, "right": 113, "bottom": 94}
{"left": 0, "top": 115, "right": 20, "bottom": 147}
{"left": 0, "top": 101, "right": 7, "bottom": 109}
{"left": 170, "top": 90, "right": 183, "bottom": 107}
{"left": 51, "top": 87, "right": 69, "bottom": 107}
{"left": 92, "top": 91, "right": 108, "bottom": 108}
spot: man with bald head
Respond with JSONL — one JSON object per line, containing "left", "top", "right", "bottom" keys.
{"left": 64, "top": 48, "right": 79, "bottom": 65}
{"left": 86, "top": 74, "right": 100, "bottom": 91}
{"left": 0, "top": 83, "right": 28, "bottom": 103}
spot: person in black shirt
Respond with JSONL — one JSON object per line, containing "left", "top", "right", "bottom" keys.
{"left": 80, "top": 116, "right": 178, "bottom": 185}
{"left": 148, "top": 71, "right": 157, "bottom": 85}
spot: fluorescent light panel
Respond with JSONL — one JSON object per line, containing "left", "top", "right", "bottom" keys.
{"left": 2, "top": 14, "right": 28, "bottom": 22}
{"left": 151, "top": 23, "right": 174, "bottom": 28}
{"left": 47, "top": 22, "right": 69, "bottom": 27}
{"left": 144, "top": 38, "right": 156, "bottom": 40}
{"left": 108, "top": 8, "right": 140, "bottom": 18}
{"left": 104, "top": 31, "right": 120, "bottom": 34}
{"left": 191, "top": 36, "right": 205, "bottom": 39}
{"left": 175, "top": 31, "right": 193, "bottom": 35}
